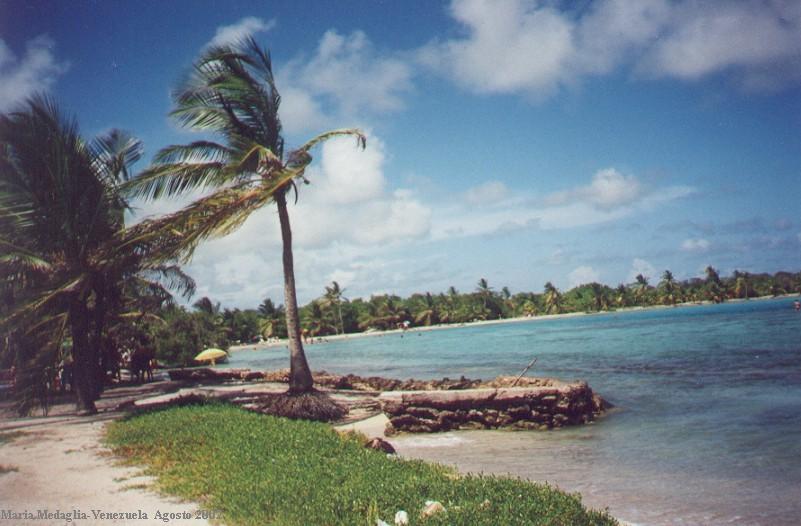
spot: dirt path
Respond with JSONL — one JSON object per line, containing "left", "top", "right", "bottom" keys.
{"left": 0, "top": 382, "right": 214, "bottom": 526}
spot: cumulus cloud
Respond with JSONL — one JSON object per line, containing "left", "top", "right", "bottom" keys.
{"left": 431, "top": 167, "right": 693, "bottom": 240}
{"left": 544, "top": 168, "right": 642, "bottom": 210}
{"left": 419, "top": 0, "right": 575, "bottom": 97}
{"left": 0, "top": 36, "right": 68, "bottom": 112}
{"left": 568, "top": 265, "right": 600, "bottom": 288}
{"left": 640, "top": 1, "right": 801, "bottom": 90}
{"left": 207, "top": 17, "right": 275, "bottom": 48}
{"left": 420, "top": 0, "right": 801, "bottom": 98}
{"left": 681, "top": 238, "right": 711, "bottom": 252}
{"left": 463, "top": 180, "right": 509, "bottom": 205}
{"left": 279, "top": 30, "right": 413, "bottom": 134}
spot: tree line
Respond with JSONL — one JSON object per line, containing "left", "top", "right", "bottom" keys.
{"left": 142, "top": 268, "right": 800, "bottom": 362}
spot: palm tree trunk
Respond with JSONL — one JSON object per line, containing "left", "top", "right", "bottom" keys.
{"left": 275, "top": 191, "right": 314, "bottom": 393}
{"left": 70, "top": 298, "right": 98, "bottom": 414}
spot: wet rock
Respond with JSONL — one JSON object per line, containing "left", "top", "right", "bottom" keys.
{"left": 365, "top": 437, "right": 396, "bottom": 454}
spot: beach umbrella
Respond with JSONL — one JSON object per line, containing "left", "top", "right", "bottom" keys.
{"left": 194, "top": 348, "right": 227, "bottom": 365}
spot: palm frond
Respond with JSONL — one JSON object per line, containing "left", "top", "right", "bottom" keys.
{"left": 123, "top": 161, "right": 239, "bottom": 200}
{"left": 139, "top": 264, "right": 196, "bottom": 298}
{"left": 119, "top": 185, "right": 272, "bottom": 263}
{"left": 0, "top": 238, "right": 53, "bottom": 272}
{"left": 90, "top": 129, "right": 144, "bottom": 184}
{"left": 289, "top": 129, "right": 366, "bottom": 169}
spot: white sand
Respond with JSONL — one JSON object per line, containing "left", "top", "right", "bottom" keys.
{"left": 0, "top": 396, "right": 214, "bottom": 525}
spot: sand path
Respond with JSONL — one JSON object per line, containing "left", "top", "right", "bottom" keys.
{"left": 0, "top": 383, "right": 213, "bottom": 526}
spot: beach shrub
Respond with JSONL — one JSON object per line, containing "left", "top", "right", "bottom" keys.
{"left": 106, "top": 404, "right": 617, "bottom": 526}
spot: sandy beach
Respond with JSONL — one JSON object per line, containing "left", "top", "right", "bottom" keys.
{"left": 0, "top": 384, "right": 212, "bottom": 526}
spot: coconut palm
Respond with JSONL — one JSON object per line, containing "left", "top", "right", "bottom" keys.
{"left": 588, "top": 283, "right": 609, "bottom": 311}
{"left": 543, "top": 282, "right": 562, "bottom": 314}
{"left": 124, "top": 38, "right": 365, "bottom": 393}
{"left": 304, "top": 301, "right": 336, "bottom": 337}
{"left": 0, "top": 96, "right": 192, "bottom": 414}
{"left": 615, "top": 284, "right": 629, "bottom": 308}
{"left": 704, "top": 266, "right": 724, "bottom": 303}
{"left": 321, "top": 281, "right": 347, "bottom": 334}
{"left": 634, "top": 274, "right": 650, "bottom": 305}
{"left": 475, "top": 278, "right": 493, "bottom": 306}
{"left": 659, "top": 270, "right": 679, "bottom": 306}
{"left": 413, "top": 292, "right": 439, "bottom": 326}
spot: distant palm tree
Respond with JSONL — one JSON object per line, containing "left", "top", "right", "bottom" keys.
{"left": 322, "top": 281, "right": 347, "bottom": 334}
{"left": 544, "top": 282, "right": 562, "bottom": 314}
{"left": 589, "top": 283, "right": 609, "bottom": 311}
{"left": 704, "top": 266, "right": 724, "bottom": 303}
{"left": 304, "top": 301, "right": 335, "bottom": 337}
{"left": 125, "top": 38, "right": 365, "bottom": 393}
{"left": 476, "top": 278, "right": 493, "bottom": 307}
{"left": 520, "top": 300, "right": 537, "bottom": 316}
{"left": 634, "top": 274, "right": 650, "bottom": 305}
{"left": 659, "top": 270, "right": 678, "bottom": 306}
{"left": 615, "top": 284, "right": 628, "bottom": 307}
{"left": 413, "top": 292, "right": 439, "bottom": 326}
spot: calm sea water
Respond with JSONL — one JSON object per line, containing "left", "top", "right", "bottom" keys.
{"left": 229, "top": 298, "right": 801, "bottom": 525}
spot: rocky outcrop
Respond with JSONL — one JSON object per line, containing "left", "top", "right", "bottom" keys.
{"left": 379, "top": 380, "right": 606, "bottom": 434}
{"left": 167, "top": 368, "right": 265, "bottom": 382}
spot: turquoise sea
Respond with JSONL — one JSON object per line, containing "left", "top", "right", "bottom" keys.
{"left": 229, "top": 298, "right": 801, "bottom": 525}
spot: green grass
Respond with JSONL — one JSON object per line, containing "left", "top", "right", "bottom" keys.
{"left": 106, "top": 404, "right": 617, "bottom": 526}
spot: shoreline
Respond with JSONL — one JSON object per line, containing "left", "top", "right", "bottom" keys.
{"left": 230, "top": 293, "right": 797, "bottom": 353}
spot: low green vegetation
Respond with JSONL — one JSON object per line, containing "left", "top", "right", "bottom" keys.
{"left": 106, "top": 404, "right": 617, "bottom": 526}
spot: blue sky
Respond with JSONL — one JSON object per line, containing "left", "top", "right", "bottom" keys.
{"left": 2, "top": 0, "right": 799, "bottom": 307}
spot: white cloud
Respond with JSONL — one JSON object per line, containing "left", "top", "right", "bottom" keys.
{"left": 627, "top": 258, "right": 656, "bottom": 283}
{"left": 279, "top": 30, "right": 413, "bottom": 134}
{"left": 544, "top": 168, "right": 642, "bottom": 210}
{"left": 0, "top": 36, "right": 68, "bottom": 112}
{"left": 568, "top": 265, "right": 600, "bottom": 288}
{"left": 279, "top": 86, "right": 329, "bottom": 133}
{"left": 431, "top": 167, "right": 693, "bottom": 240}
{"left": 641, "top": 2, "right": 801, "bottom": 89}
{"left": 419, "top": 0, "right": 575, "bottom": 98}
{"left": 681, "top": 238, "right": 711, "bottom": 252}
{"left": 316, "top": 134, "right": 385, "bottom": 204}
{"left": 207, "top": 17, "right": 275, "bottom": 48}
{"left": 464, "top": 180, "right": 509, "bottom": 205}
{"left": 421, "top": 0, "right": 801, "bottom": 98}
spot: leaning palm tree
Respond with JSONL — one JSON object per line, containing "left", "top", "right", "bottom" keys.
{"left": 125, "top": 38, "right": 365, "bottom": 392}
